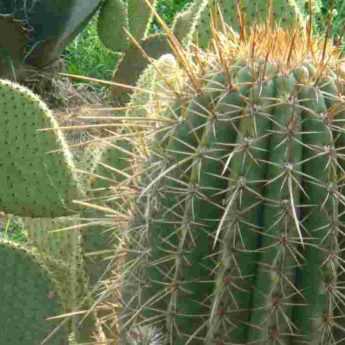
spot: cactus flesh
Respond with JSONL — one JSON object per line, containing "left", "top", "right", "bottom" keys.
{"left": 0, "top": 79, "right": 83, "bottom": 217}
{"left": 0, "top": 240, "right": 69, "bottom": 344}
{"left": 119, "top": 25, "right": 345, "bottom": 345}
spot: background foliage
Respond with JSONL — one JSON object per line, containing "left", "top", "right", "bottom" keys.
{"left": 64, "top": 0, "right": 192, "bottom": 81}
{"left": 64, "top": 0, "right": 345, "bottom": 83}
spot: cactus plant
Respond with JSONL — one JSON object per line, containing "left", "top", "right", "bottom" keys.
{"left": 110, "top": 0, "right": 315, "bottom": 104}
{"left": 0, "top": 0, "right": 158, "bottom": 82}
{"left": 118, "top": 22, "right": 345, "bottom": 345}
{"left": 0, "top": 79, "right": 103, "bottom": 341}
{"left": 103, "top": 0, "right": 175, "bottom": 104}
{"left": 97, "top": 0, "right": 157, "bottom": 53}
{"left": 111, "top": 33, "right": 173, "bottom": 103}
{"left": 0, "top": 240, "right": 69, "bottom": 344}
{"left": 97, "top": 0, "right": 129, "bottom": 52}
{"left": 21, "top": 215, "right": 98, "bottom": 342}
{"left": 82, "top": 137, "right": 132, "bottom": 286}
{"left": 0, "top": 79, "right": 83, "bottom": 217}
{"left": 175, "top": 0, "right": 317, "bottom": 49}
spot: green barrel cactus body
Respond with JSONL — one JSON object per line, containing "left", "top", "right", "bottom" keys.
{"left": 119, "top": 27, "right": 345, "bottom": 345}
{"left": 185, "top": 0, "right": 307, "bottom": 48}
{"left": 0, "top": 240, "right": 69, "bottom": 344}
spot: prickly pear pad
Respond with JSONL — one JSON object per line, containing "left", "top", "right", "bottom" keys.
{"left": 0, "top": 80, "right": 82, "bottom": 217}
{"left": 0, "top": 240, "right": 68, "bottom": 344}
{"left": 97, "top": 0, "right": 129, "bottom": 52}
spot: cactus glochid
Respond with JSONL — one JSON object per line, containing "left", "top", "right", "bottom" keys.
{"left": 118, "top": 24, "right": 345, "bottom": 345}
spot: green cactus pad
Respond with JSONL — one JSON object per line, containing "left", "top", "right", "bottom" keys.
{"left": 172, "top": 0, "right": 207, "bottom": 42}
{"left": 24, "top": 217, "right": 81, "bottom": 262}
{"left": 0, "top": 240, "right": 69, "bottom": 344}
{"left": 127, "top": 0, "right": 157, "bottom": 41}
{"left": 111, "top": 34, "right": 172, "bottom": 104}
{"left": 97, "top": 0, "right": 129, "bottom": 52}
{"left": 0, "top": 80, "right": 83, "bottom": 217}
{"left": 82, "top": 138, "right": 132, "bottom": 285}
{"left": 22, "top": 215, "right": 97, "bottom": 342}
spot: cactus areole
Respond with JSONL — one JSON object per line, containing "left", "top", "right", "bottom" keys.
{"left": 119, "top": 24, "right": 345, "bottom": 345}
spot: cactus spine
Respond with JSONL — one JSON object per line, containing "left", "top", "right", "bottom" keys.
{"left": 118, "top": 23, "right": 345, "bottom": 345}
{"left": 110, "top": 0, "right": 317, "bottom": 104}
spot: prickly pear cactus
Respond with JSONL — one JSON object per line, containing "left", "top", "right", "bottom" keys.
{"left": 97, "top": 0, "right": 129, "bottom": 52}
{"left": 0, "top": 79, "right": 83, "bottom": 217}
{"left": 22, "top": 216, "right": 87, "bottom": 308}
{"left": 97, "top": 0, "right": 157, "bottom": 52}
{"left": 0, "top": 240, "right": 69, "bottom": 344}
{"left": 0, "top": 78, "right": 100, "bottom": 341}
{"left": 119, "top": 25, "right": 345, "bottom": 345}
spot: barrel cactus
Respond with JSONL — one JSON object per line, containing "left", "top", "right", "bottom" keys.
{"left": 118, "top": 22, "right": 345, "bottom": 345}
{"left": 178, "top": 0, "right": 308, "bottom": 48}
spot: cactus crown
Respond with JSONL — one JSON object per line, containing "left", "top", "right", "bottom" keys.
{"left": 118, "top": 19, "right": 345, "bottom": 345}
